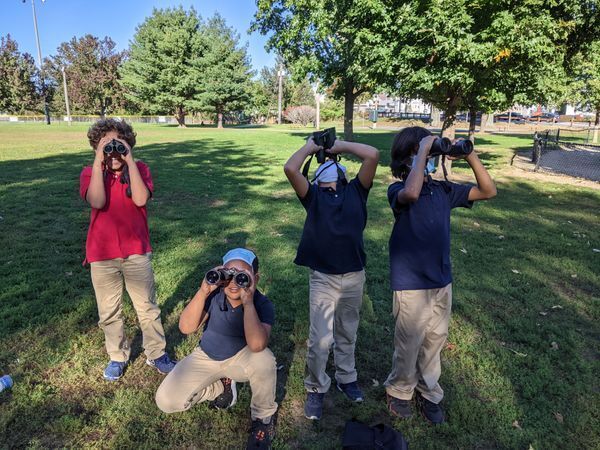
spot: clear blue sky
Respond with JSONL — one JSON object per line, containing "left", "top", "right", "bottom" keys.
{"left": 1, "top": 0, "right": 275, "bottom": 72}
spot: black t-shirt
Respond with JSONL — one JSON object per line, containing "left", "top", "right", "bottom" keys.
{"left": 388, "top": 179, "right": 473, "bottom": 290}
{"left": 294, "top": 176, "right": 370, "bottom": 274}
{"left": 199, "top": 288, "right": 275, "bottom": 361}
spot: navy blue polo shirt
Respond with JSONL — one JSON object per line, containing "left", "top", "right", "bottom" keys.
{"left": 388, "top": 179, "right": 473, "bottom": 291}
{"left": 200, "top": 288, "right": 275, "bottom": 361}
{"left": 294, "top": 176, "right": 370, "bottom": 274}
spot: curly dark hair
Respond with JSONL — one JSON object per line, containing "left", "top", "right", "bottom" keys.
{"left": 390, "top": 126, "right": 432, "bottom": 179}
{"left": 87, "top": 119, "right": 137, "bottom": 150}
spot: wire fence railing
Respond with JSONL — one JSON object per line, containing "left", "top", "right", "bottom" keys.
{"left": 532, "top": 128, "right": 600, "bottom": 181}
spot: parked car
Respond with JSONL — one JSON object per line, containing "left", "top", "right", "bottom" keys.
{"left": 528, "top": 112, "right": 558, "bottom": 122}
{"left": 494, "top": 112, "right": 527, "bottom": 124}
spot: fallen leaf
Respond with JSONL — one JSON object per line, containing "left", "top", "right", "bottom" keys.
{"left": 554, "top": 412, "right": 564, "bottom": 423}
{"left": 498, "top": 235, "right": 505, "bottom": 239}
{"left": 512, "top": 269, "right": 520, "bottom": 274}
{"left": 460, "top": 248, "right": 468, "bottom": 254}
{"left": 571, "top": 274, "right": 577, "bottom": 278}
{"left": 473, "top": 222, "right": 481, "bottom": 227}
{"left": 550, "top": 341, "right": 559, "bottom": 350}
{"left": 539, "top": 311, "right": 547, "bottom": 316}
{"left": 529, "top": 445, "right": 535, "bottom": 450}
{"left": 593, "top": 248, "right": 600, "bottom": 253}
{"left": 567, "top": 220, "right": 572, "bottom": 224}
{"left": 445, "top": 343, "right": 456, "bottom": 351}
{"left": 512, "top": 420, "right": 522, "bottom": 429}
{"left": 372, "top": 379, "right": 379, "bottom": 387}
{"left": 548, "top": 195, "right": 552, "bottom": 198}
{"left": 276, "top": 364, "right": 284, "bottom": 371}
{"left": 65, "top": 271, "right": 73, "bottom": 277}
{"left": 551, "top": 305, "right": 563, "bottom": 310}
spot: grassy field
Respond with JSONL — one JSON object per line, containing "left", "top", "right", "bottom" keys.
{"left": 0, "top": 123, "right": 598, "bottom": 450}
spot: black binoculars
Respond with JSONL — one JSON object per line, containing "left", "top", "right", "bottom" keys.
{"left": 312, "top": 127, "right": 337, "bottom": 164}
{"left": 103, "top": 139, "right": 128, "bottom": 156}
{"left": 205, "top": 268, "right": 252, "bottom": 288}
{"left": 429, "top": 137, "right": 473, "bottom": 158}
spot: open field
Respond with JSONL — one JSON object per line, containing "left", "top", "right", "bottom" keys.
{"left": 0, "top": 123, "right": 598, "bottom": 449}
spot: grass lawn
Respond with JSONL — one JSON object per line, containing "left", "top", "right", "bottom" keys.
{"left": 0, "top": 123, "right": 598, "bottom": 449}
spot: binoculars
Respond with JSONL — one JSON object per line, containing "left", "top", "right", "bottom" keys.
{"left": 429, "top": 137, "right": 473, "bottom": 158}
{"left": 205, "top": 268, "right": 252, "bottom": 288}
{"left": 103, "top": 139, "right": 128, "bottom": 156}
{"left": 312, "top": 127, "right": 337, "bottom": 164}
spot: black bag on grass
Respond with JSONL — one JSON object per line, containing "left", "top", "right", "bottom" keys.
{"left": 342, "top": 419, "right": 408, "bottom": 450}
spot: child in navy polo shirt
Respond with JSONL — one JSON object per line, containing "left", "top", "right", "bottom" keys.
{"left": 80, "top": 119, "right": 176, "bottom": 381}
{"left": 155, "top": 248, "right": 278, "bottom": 450}
{"left": 384, "top": 126, "right": 496, "bottom": 424}
{"left": 284, "top": 135, "right": 379, "bottom": 420}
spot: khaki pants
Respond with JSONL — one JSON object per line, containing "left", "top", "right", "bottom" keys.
{"left": 90, "top": 253, "right": 166, "bottom": 362}
{"left": 384, "top": 283, "right": 452, "bottom": 404}
{"left": 305, "top": 269, "right": 365, "bottom": 393}
{"left": 155, "top": 346, "right": 278, "bottom": 421}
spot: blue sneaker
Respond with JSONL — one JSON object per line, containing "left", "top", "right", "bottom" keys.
{"left": 337, "top": 381, "right": 364, "bottom": 402}
{"left": 146, "top": 353, "right": 176, "bottom": 375}
{"left": 304, "top": 392, "right": 325, "bottom": 420}
{"left": 103, "top": 360, "right": 127, "bottom": 381}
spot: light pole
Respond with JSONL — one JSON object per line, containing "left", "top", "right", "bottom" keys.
{"left": 277, "top": 64, "right": 284, "bottom": 125}
{"left": 61, "top": 66, "right": 71, "bottom": 126}
{"left": 24, "top": 0, "right": 50, "bottom": 124}
{"left": 312, "top": 82, "right": 321, "bottom": 129}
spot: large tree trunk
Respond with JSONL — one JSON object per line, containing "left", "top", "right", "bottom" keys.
{"left": 430, "top": 106, "right": 442, "bottom": 128}
{"left": 441, "top": 95, "right": 460, "bottom": 176}
{"left": 595, "top": 108, "right": 599, "bottom": 126}
{"left": 468, "top": 107, "right": 477, "bottom": 142}
{"left": 217, "top": 110, "right": 224, "bottom": 129}
{"left": 593, "top": 108, "right": 599, "bottom": 143}
{"left": 343, "top": 80, "right": 356, "bottom": 142}
{"left": 175, "top": 106, "right": 186, "bottom": 128}
{"left": 441, "top": 96, "right": 459, "bottom": 140}
{"left": 480, "top": 112, "right": 494, "bottom": 133}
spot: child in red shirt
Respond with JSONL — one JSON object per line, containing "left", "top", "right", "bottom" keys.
{"left": 80, "top": 119, "right": 175, "bottom": 381}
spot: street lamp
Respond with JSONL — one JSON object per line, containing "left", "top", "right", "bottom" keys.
{"left": 312, "top": 82, "right": 321, "bottom": 129}
{"left": 277, "top": 64, "right": 284, "bottom": 125}
{"left": 61, "top": 66, "right": 71, "bottom": 126}
{"left": 23, "top": 0, "right": 50, "bottom": 124}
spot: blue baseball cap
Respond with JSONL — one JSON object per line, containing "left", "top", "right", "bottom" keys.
{"left": 222, "top": 248, "right": 257, "bottom": 269}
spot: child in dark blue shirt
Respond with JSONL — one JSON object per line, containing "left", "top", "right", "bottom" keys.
{"left": 155, "top": 248, "right": 277, "bottom": 449}
{"left": 384, "top": 127, "right": 496, "bottom": 424}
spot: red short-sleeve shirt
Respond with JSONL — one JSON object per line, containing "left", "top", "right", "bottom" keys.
{"left": 80, "top": 161, "right": 154, "bottom": 263}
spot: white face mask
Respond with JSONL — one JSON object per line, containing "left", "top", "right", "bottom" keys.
{"left": 411, "top": 157, "right": 436, "bottom": 175}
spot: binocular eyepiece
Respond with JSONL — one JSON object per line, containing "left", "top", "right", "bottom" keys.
{"left": 103, "top": 139, "right": 128, "bottom": 156}
{"left": 429, "top": 137, "right": 473, "bottom": 158}
{"left": 205, "top": 268, "right": 251, "bottom": 288}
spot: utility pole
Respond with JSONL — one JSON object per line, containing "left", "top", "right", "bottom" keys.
{"left": 313, "top": 82, "right": 320, "bottom": 129}
{"left": 26, "top": 0, "right": 50, "bottom": 124}
{"left": 61, "top": 66, "right": 71, "bottom": 126}
{"left": 277, "top": 64, "right": 283, "bottom": 125}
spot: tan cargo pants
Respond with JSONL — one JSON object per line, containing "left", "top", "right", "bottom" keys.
{"left": 384, "top": 283, "right": 452, "bottom": 404}
{"left": 305, "top": 269, "right": 365, "bottom": 393}
{"left": 155, "top": 346, "right": 278, "bottom": 421}
{"left": 90, "top": 253, "right": 166, "bottom": 362}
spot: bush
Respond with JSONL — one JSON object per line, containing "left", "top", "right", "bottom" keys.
{"left": 284, "top": 105, "right": 316, "bottom": 126}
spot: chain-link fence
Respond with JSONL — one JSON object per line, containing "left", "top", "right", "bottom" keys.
{"left": 531, "top": 128, "right": 600, "bottom": 181}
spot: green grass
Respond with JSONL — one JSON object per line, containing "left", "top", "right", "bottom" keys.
{"left": 0, "top": 123, "right": 598, "bottom": 449}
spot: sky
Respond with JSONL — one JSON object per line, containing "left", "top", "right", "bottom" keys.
{"left": 0, "top": 0, "right": 276, "bottom": 72}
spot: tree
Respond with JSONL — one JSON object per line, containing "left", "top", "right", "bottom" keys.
{"left": 0, "top": 34, "right": 42, "bottom": 114}
{"left": 253, "top": 0, "right": 396, "bottom": 141}
{"left": 120, "top": 7, "right": 205, "bottom": 126}
{"left": 567, "top": 41, "right": 600, "bottom": 126}
{"left": 44, "top": 35, "right": 124, "bottom": 117}
{"left": 198, "top": 14, "right": 253, "bottom": 128}
{"left": 388, "top": 0, "right": 600, "bottom": 140}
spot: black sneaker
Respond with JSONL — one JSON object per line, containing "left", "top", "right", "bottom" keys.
{"left": 209, "top": 378, "right": 237, "bottom": 410}
{"left": 246, "top": 416, "right": 275, "bottom": 449}
{"left": 337, "top": 381, "right": 364, "bottom": 402}
{"left": 386, "top": 393, "right": 412, "bottom": 418}
{"left": 417, "top": 393, "right": 445, "bottom": 424}
{"left": 304, "top": 392, "right": 325, "bottom": 420}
